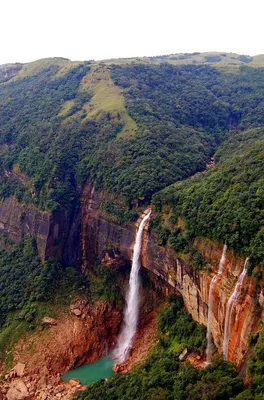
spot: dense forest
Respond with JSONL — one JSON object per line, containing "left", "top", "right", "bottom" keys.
{"left": 152, "top": 127, "right": 264, "bottom": 277}
{"left": 1, "top": 62, "right": 264, "bottom": 211}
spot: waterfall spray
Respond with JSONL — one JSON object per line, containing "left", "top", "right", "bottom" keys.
{"left": 206, "top": 244, "right": 227, "bottom": 364}
{"left": 113, "top": 210, "right": 151, "bottom": 363}
{"left": 223, "top": 257, "right": 249, "bottom": 360}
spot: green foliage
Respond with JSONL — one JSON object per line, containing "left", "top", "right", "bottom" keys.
{"left": 77, "top": 299, "right": 242, "bottom": 400}
{"left": 153, "top": 128, "right": 264, "bottom": 275}
{"left": 88, "top": 265, "right": 121, "bottom": 305}
{"left": 101, "top": 200, "right": 138, "bottom": 223}
{"left": 2, "top": 62, "right": 264, "bottom": 215}
{"left": 151, "top": 216, "right": 205, "bottom": 270}
{"left": 151, "top": 216, "right": 171, "bottom": 245}
{"left": 158, "top": 296, "right": 207, "bottom": 352}
{"left": 0, "top": 318, "right": 30, "bottom": 372}
{"left": 0, "top": 63, "right": 92, "bottom": 210}
{"left": 0, "top": 238, "right": 87, "bottom": 328}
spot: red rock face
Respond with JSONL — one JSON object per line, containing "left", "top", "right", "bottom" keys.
{"left": 142, "top": 231, "right": 261, "bottom": 365}
{"left": 8, "top": 300, "right": 122, "bottom": 379}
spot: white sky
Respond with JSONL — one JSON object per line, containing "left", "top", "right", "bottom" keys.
{"left": 1, "top": 0, "right": 263, "bottom": 64}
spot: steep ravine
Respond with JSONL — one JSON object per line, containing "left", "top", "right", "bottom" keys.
{"left": 0, "top": 180, "right": 262, "bottom": 395}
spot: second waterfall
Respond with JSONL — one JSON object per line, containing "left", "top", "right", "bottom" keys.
{"left": 206, "top": 244, "right": 227, "bottom": 364}
{"left": 113, "top": 211, "right": 151, "bottom": 363}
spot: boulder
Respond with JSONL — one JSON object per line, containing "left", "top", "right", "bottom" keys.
{"left": 42, "top": 317, "right": 57, "bottom": 326}
{"left": 69, "top": 378, "right": 80, "bottom": 386}
{"left": 6, "top": 379, "right": 30, "bottom": 400}
{"left": 13, "top": 362, "right": 26, "bottom": 377}
{"left": 71, "top": 308, "right": 82, "bottom": 316}
{"left": 179, "top": 348, "right": 189, "bottom": 361}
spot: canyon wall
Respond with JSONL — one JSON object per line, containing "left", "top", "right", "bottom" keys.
{"left": 0, "top": 196, "right": 80, "bottom": 265}
{"left": 0, "top": 184, "right": 262, "bottom": 366}
{"left": 80, "top": 184, "right": 262, "bottom": 365}
{"left": 141, "top": 233, "right": 261, "bottom": 364}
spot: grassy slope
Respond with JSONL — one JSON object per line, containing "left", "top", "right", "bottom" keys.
{"left": 80, "top": 65, "right": 137, "bottom": 138}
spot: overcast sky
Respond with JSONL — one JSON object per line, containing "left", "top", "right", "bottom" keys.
{"left": 1, "top": 0, "right": 263, "bottom": 65}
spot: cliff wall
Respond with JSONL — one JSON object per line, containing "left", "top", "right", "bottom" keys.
{"left": 0, "top": 196, "right": 80, "bottom": 265}
{"left": 0, "top": 183, "right": 262, "bottom": 366}
{"left": 80, "top": 184, "right": 262, "bottom": 365}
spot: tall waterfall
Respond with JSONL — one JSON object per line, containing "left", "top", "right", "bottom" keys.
{"left": 223, "top": 257, "right": 249, "bottom": 360}
{"left": 113, "top": 211, "right": 151, "bottom": 363}
{"left": 206, "top": 244, "right": 227, "bottom": 364}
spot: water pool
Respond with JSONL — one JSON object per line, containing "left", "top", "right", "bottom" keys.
{"left": 62, "top": 356, "right": 115, "bottom": 385}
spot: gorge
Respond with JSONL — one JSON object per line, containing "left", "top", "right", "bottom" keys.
{"left": 0, "top": 54, "right": 263, "bottom": 399}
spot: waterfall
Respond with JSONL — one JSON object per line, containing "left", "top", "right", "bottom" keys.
{"left": 206, "top": 244, "right": 227, "bottom": 364}
{"left": 113, "top": 210, "right": 151, "bottom": 363}
{"left": 223, "top": 257, "right": 249, "bottom": 360}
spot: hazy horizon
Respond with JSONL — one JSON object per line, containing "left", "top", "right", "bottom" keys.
{"left": 2, "top": 50, "right": 264, "bottom": 66}
{"left": 1, "top": 0, "right": 263, "bottom": 65}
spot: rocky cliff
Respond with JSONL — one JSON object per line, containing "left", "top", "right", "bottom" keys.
{"left": 80, "top": 183, "right": 262, "bottom": 365}
{"left": 142, "top": 234, "right": 261, "bottom": 364}
{"left": 0, "top": 183, "right": 262, "bottom": 367}
{"left": 0, "top": 196, "right": 80, "bottom": 265}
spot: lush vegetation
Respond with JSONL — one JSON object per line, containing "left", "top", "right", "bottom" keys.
{"left": 0, "top": 238, "right": 87, "bottom": 327}
{"left": 1, "top": 61, "right": 264, "bottom": 219}
{"left": 0, "top": 62, "right": 94, "bottom": 210}
{"left": 152, "top": 128, "right": 264, "bottom": 277}
{"left": 158, "top": 296, "right": 206, "bottom": 352}
{"left": 245, "top": 327, "right": 264, "bottom": 400}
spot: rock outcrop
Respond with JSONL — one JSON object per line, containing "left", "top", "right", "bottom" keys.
{"left": 142, "top": 234, "right": 261, "bottom": 365}
{"left": 80, "top": 182, "right": 134, "bottom": 270}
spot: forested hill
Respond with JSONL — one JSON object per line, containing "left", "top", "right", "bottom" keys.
{"left": 0, "top": 55, "right": 264, "bottom": 270}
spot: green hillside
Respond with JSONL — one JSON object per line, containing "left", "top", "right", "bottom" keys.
{"left": 1, "top": 58, "right": 264, "bottom": 210}
{"left": 153, "top": 127, "right": 264, "bottom": 275}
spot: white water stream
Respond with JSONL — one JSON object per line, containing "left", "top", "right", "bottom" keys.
{"left": 206, "top": 244, "right": 227, "bottom": 364}
{"left": 113, "top": 211, "right": 151, "bottom": 363}
{"left": 223, "top": 257, "right": 249, "bottom": 360}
